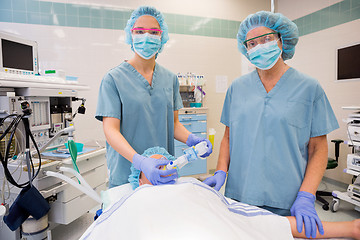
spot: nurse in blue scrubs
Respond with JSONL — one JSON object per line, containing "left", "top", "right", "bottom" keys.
{"left": 203, "top": 11, "right": 338, "bottom": 239}
{"left": 95, "top": 6, "right": 212, "bottom": 189}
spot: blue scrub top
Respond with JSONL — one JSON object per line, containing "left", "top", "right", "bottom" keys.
{"left": 221, "top": 68, "right": 339, "bottom": 210}
{"left": 95, "top": 62, "right": 183, "bottom": 186}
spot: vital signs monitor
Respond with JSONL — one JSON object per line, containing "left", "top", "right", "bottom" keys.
{"left": 0, "top": 31, "right": 39, "bottom": 75}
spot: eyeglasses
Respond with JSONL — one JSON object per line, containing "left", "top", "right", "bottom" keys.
{"left": 131, "top": 28, "right": 163, "bottom": 36}
{"left": 243, "top": 32, "right": 279, "bottom": 50}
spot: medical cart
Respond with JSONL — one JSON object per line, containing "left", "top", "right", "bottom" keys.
{"left": 175, "top": 108, "right": 208, "bottom": 176}
{"left": 0, "top": 76, "right": 107, "bottom": 240}
{"left": 331, "top": 107, "right": 360, "bottom": 212}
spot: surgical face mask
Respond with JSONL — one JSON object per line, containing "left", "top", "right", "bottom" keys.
{"left": 132, "top": 33, "right": 161, "bottom": 60}
{"left": 246, "top": 39, "right": 282, "bottom": 70}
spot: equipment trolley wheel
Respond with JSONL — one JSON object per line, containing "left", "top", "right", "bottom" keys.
{"left": 322, "top": 203, "right": 329, "bottom": 211}
{"left": 330, "top": 198, "right": 340, "bottom": 212}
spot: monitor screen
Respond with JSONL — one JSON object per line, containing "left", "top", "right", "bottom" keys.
{"left": 337, "top": 43, "right": 360, "bottom": 81}
{"left": 1, "top": 38, "right": 34, "bottom": 71}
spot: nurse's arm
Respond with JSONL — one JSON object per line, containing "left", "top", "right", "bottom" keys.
{"left": 299, "top": 135, "right": 328, "bottom": 195}
{"left": 102, "top": 117, "right": 137, "bottom": 162}
{"left": 216, "top": 126, "right": 230, "bottom": 172}
{"left": 173, "top": 110, "right": 191, "bottom": 143}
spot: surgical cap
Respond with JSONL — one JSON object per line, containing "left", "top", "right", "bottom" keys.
{"left": 128, "top": 147, "right": 176, "bottom": 190}
{"left": 237, "top": 11, "right": 299, "bottom": 61}
{"left": 124, "top": 6, "right": 169, "bottom": 53}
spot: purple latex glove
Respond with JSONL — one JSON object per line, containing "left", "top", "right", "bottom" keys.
{"left": 186, "top": 134, "right": 213, "bottom": 157}
{"left": 290, "top": 191, "right": 324, "bottom": 238}
{"left": 202, "top": 170, "right": 226, "bottom": 191}
{"left": 132, "top": 154, "right": 178, "bottom": 185}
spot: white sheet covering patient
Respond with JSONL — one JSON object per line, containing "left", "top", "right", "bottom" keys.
{"left": 80, "top": 148, "right": 360, "bottom": 240}
{"left": 81, "top": 177, "right": 293, "bottom": 240}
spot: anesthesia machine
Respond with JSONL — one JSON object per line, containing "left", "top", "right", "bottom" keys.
{"left": 0, "top": 31, "right": 107, "bottom": 240}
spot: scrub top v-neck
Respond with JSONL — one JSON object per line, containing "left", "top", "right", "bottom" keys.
{"left": 221, "top": 68, "right": 339, "bottom": 210}
{"left": 96, "top": 61, "right": 183, "bottom": 186}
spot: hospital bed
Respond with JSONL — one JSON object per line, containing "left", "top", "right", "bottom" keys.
{"left": 79, "top": 178, "right": 294, "bottom": 240}
{"left": 36, "top": 173, "right": 353, "bottom": 240}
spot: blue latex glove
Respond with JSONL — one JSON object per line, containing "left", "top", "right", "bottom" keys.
{"left": 290, "top": 191, "right": 324, "bottom": 238}
{"left": 186, "top": 134, "right": 213, "bottom": 157}
{"left": 132, "top": 154, "right": 178, "bottom": 185}
{"left": 202, "top": 170, "right": 226, "bottom": 191}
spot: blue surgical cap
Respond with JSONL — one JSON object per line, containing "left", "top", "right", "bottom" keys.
{"left": 237, "top": 11, "right": 299, "bottom": 61}
{"left": 128, "top": 147, "right": 176, "bottom": 190}
{"left": 124, "top": 6, "right": 169, "bottom": 53}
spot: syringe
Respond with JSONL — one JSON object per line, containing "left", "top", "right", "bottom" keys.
{"left": 166, "top": 141, "right": 208, "bottom": 170}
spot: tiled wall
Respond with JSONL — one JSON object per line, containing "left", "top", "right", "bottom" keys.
{"left": 1, "top": 0, "right": 360, "bottom": 38}
{"left": 294, "top": 0, "right": 360, "bottom": 36}
{"left": 0, "top": 0, "right": 239, "bottom": 39}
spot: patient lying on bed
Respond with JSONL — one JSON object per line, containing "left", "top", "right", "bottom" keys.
{"left": 80, "top": 147, "right": 360, "bottom": 240}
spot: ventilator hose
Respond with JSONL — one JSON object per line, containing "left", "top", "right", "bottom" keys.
{"left": 45, "top": 171, "right": 102, "bottom": 204}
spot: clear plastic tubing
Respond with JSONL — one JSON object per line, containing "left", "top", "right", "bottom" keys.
{"left": 45, "top": 171, "right": 102, "bottom": 203}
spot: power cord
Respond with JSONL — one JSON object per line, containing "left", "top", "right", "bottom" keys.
{"left": 0, "top": 101, "right": 41, "bottom": 189}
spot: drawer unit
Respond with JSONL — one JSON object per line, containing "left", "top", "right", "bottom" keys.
{"left": 179, "top": 114, "right": 206, "bottom": 133}
{"left": 179, "top": 114, "right": 206, "bottom": 121}
{"left": 181, "top": 121, "right": 206, "bottom": 133}
{"left": 175, "top": 110, "right": 207, "bottom": 176}
{"left": 55, "top": 164, "right": 107, "bottom": 203}
{"left": 48, "top": 183, "right": 107, "bottom": 225}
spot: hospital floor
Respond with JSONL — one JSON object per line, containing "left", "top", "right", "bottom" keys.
{"left": 50, "top": 177, "right": 360, "bottom": 240}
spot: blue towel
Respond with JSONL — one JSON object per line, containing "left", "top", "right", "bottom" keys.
{"left": 41, "top": 147, "right": 95, "bottom": 159}
{"left": 4, "top": 185, "right": 50, "bottom": 231}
